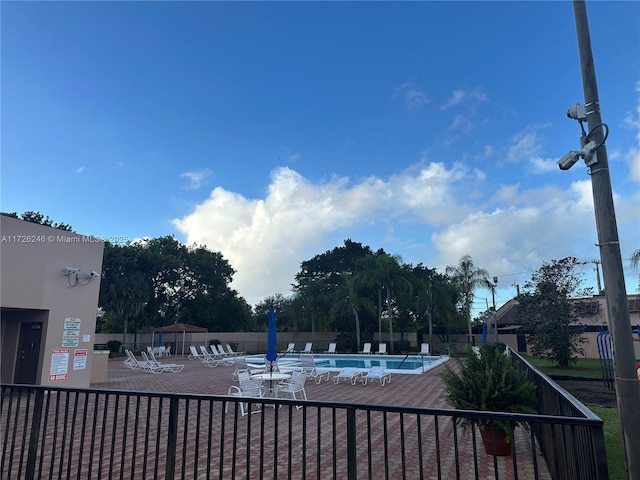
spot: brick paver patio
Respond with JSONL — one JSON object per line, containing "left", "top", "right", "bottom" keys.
{"left": 86, "top": 355, "right": 551, "bottom": 480}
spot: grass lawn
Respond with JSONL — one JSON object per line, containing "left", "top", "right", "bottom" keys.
{"left": 523, "top": 355, "right": 603, "bottom": 379}
{"left": 589, "top": 406, "right": 625, "bottom": 480}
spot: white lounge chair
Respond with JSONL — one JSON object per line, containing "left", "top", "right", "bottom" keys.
{"left": 281, "top": 343, "right": 296, "bottom": 354}
{"left": 146, "top": 350, "right": 185, "bottom": 373}
{"left": 359, "top": 343, "right": 372, "bottom": 354}
{"left": 333, "top": 368, "right": 364, "bottom": 385}
{"left": 324, "top": 343, "right": 337, "bottom": 354}
{"left": 420, "top": 343, "right": 430, "bottom": 355}
{"left": 226, "top": 344, "right": 244, "bottom": 356}
{"left": 361, "top": 366, "right": 391, "bottom": 386}
{"left": 299, "top": 354, "right": 330, "bottom": 384}
{"left": 124, "top": 349, "right": 149, "bottom": 370}
{"left": 376, "top": 343, "right": 387, "bottom": 355}
{"left": 200, "top": 345, "right": 232, "bottom": 367}
{"left": 298, "top": 342, "right": 313, "bottom": 354}
{"left": 211, "top": 344, "right": 230, "bottom": 357}
{"left": 226, "top": 370, "right": 263, "bottom": 416}
{"left": 188, "top": 346, "right": 203, "bottom": 360}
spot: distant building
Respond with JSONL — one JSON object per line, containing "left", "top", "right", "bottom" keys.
{"left": 0, "top": 215, "right": 104, "bottom": 387}
{"left": 493, "top": 292, "right": 640, "bottom": 358}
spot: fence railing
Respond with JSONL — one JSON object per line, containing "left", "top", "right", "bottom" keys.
{"left": 2, "top": 380, "right": 607, "bottom": 480}
{"left": 509, "top": 348, "right": 609, "bottom": 479}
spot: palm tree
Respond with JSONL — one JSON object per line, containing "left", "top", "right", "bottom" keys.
{"left": 631, "top": 249, "right": 640, "bottom": 292}
{"left": 360, "top": 252, "right": 412, "bottom": 353}
{"left": 445, "top": 255, "right": 490, "bottom": 344}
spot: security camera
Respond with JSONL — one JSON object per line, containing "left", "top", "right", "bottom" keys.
{"left": 90, "top": 269, "right": 100, "bottom": 278}
{"left": 65, "top": 267, "right": 81, "bottom": 274}
{"left": 567, "top": 103, "right": 587, "bottom": 122}
{"left": 557, "top": 151, "right": 581, "bottom": 170}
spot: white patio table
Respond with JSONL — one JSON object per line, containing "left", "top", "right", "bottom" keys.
{"left": 250, "top": 373, "right": 291, "bottom": 399}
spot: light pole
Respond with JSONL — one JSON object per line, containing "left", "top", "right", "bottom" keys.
{"left": 491, "top": 276, "right": 498, "bottom": 343}
{"left": 561, "top": 2, "right": 640, "bottom": 477}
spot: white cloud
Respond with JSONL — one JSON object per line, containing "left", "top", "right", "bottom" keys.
{"left": 174, "top": 163, "right": 475, "bottom": 303}
{"left": 393, "top": 82, "right": 429, "bottom": 109}
{"left": 528, "top": 156, "right": 559, "bottom": 174}
{"left": 450, "top": 114, "right": 475, "bottom": 131}
{"left": 442, "top": 87, "right": 487, "bottom": 109}
{"left": 624, "top": 80, "right": 640, "bottom": 183}
{"left": 431, "top": 181, "right": 596, "bottom": 285}
{"left": 173, "top": 158, "right": 636, "bottom": 307}
{"left": 180, "top": 169, "right": 213, "bottom": 190}
{"left": 506, "top": 129, "right": 540, "bottom": 163}
{"left": 76, "top": 166, "right": 85, "bottom": 174}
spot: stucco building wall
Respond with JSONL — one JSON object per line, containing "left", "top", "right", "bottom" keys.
{"left": 1, "top": 216, "right": 104, "bottom": 387}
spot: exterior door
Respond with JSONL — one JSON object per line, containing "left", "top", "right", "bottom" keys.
{"left": 14, "top": 322, "right": 43, "bottom": 384}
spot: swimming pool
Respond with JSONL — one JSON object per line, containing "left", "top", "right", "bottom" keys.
{"left": 244, "top": 353, "right": 450, "bottom": 375}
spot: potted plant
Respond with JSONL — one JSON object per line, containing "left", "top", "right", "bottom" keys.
{"left": 439, "top": 344, "right": 537, "bottom": 456}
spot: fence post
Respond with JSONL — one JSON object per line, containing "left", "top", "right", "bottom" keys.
{"left": 165, "top": 397, "right": 179, "bottom": 479}
{"left": 25, "top": 389, "right": 44, "bottom": 480}
{"left": 347, "top": 407, "right": 357, "bottom": 480}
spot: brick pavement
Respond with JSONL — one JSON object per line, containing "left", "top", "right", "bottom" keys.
{"left": 86, "top": 356, "right": 552, "bottom": 479}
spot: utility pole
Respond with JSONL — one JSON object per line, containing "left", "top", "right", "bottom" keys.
{"left": 573, "top": 2, "right": 640, "bottom": 477}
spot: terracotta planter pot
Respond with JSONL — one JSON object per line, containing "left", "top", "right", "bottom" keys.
{"left": 480, "top": 426, "right": 512, "bottom": 456}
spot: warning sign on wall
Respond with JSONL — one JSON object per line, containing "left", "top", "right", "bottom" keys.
{"left": 49, "top": 348, "right": 70, "bottom": 381}
{"left": 73, "top": 349, "right": 88, "bottom": 370}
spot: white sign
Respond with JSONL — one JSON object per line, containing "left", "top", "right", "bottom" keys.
{"left": 62, "top": 317, "right": 81, "bottom": 347}
{"left": 50, "top": 349, "right": 70, "bottom": 381}
{"left": 73, "top": 349, "right": 88, "bottom": 370}
{"left": 82, "top": 334, "right": 91, "bottom": 343}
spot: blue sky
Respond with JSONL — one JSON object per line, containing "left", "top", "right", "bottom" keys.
{"left": 2, "top": 1, "right": 639, "bottom": 313}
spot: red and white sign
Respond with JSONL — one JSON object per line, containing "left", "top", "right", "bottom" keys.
{"left": 49, "top": 348, "right": 70, "bottom": 381}
{"left": 73, "top": 349, "right": 88, "bottom": 370}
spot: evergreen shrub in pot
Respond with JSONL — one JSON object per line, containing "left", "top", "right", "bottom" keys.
{"left": 439, "top": 344, "right": 537, "bottom": 456}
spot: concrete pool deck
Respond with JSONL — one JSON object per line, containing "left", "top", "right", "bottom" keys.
{"left": 89, "top": 355, "right": 551, "bottom": 479}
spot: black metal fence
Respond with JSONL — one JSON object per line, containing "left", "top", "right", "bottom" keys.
{"left": 510, "top": 349, "right": 609, "bottom": 479}
{"left": 2, "top": 380, "right": 607, "bottom": 480}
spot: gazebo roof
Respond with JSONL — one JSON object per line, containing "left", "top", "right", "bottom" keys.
{"left": 153, "top": 323, "right": 207, "bottom": 333}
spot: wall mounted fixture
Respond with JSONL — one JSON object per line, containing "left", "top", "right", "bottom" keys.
{"left": 64, "top": 267, "right": 100, "bottom": 287}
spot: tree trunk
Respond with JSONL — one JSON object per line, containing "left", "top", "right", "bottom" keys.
{"left": 387, "top": 289, "right": 394, "bottom": 353}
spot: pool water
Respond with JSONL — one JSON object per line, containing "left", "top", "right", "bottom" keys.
{"left": 245, "top": 354, "right": 449, "bottom": 375}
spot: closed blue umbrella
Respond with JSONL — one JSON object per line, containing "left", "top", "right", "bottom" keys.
{"left": 266, "top": 307, "right": 277, "bottom": 371}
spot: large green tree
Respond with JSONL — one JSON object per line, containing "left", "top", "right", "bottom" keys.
{"left": 99, "top": 236, "right": 254, "bottom": 335}
{"left": 517, "top": 257, "right": 590, "bottom": 367}
{"left": 445, "top": 255, "right": 490, "bottom": 344}
{"left": 410, "top": 264, "right": 461, "bottom": 344}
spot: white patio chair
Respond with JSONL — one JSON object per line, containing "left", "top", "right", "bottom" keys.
{"left": 420, "top": 343, "right": 430, "bottom": 355}
{"left": 299, "top": 354, "right": 330, "bottom": 384}
{"left": 376, "top": 343, "right": 387, "bottom": 355}
{"left": 359, "top": 343, "right": 372, "bottom": 354}
{"left": 361, "top": 366, "right": 391, "bottom": 386}
{"left": 332, "top": 368, "right": 364, "bottom": 385}
{"left": 226, "top": 370, "right": 264, "bottom": 416}
{"left": 299, "top": 342, "right": 313, "bottom": 354}
{"left": 277, "top": 371, "right": 307, "bottom": 408}
{"left": 324, "top": 343, "right": 337, "bottom": 354}
{"left": 281, "top": 343, "right": 296, "bottom": 354}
